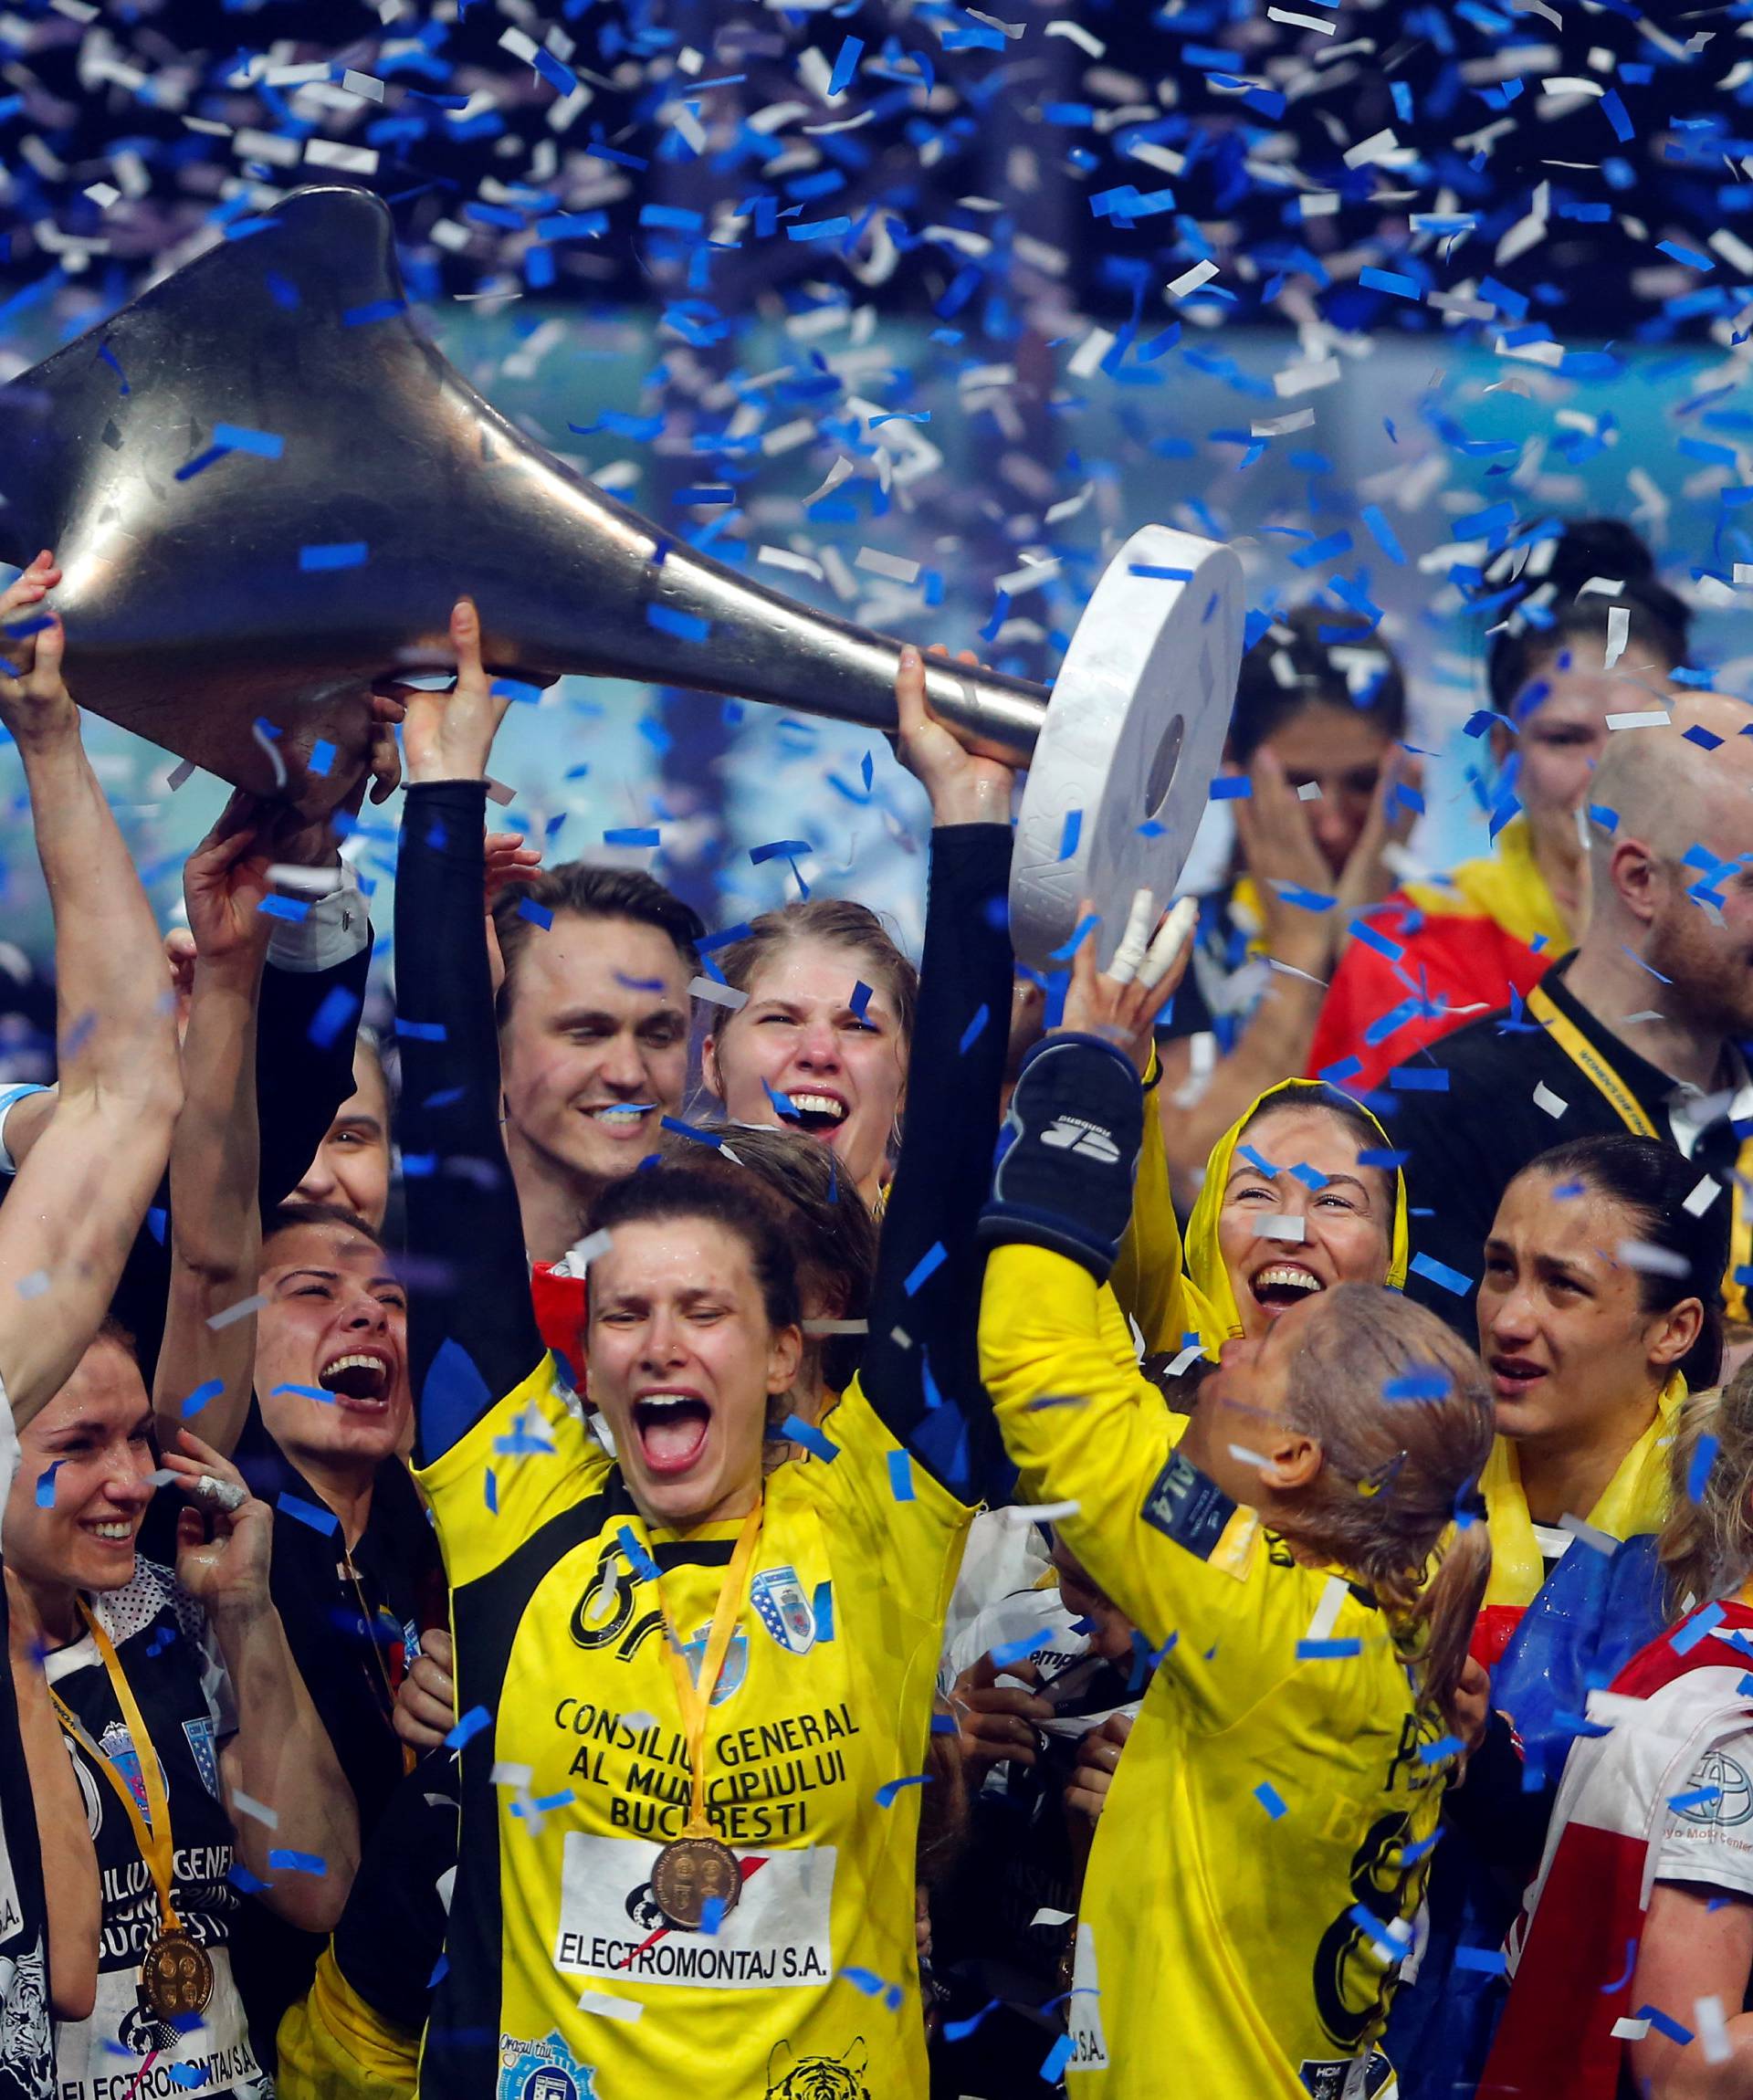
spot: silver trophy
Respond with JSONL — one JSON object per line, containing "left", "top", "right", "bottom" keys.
{"left": 0, "top": 185, "right": 1240, "bottom": 966}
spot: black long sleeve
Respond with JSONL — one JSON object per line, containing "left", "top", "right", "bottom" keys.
{"left": 256, "top": 940, "right": 372, "bottom": 1210}
{"left": 856, "top": 822, "right": 1013, "bottom": 1498}
{"left": 395, "top": 781, "right": 542, "bottom": 1460}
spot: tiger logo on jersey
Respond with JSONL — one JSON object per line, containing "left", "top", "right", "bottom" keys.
{"left": 765, "top": 2036, "right": 868, "bottom": 2099}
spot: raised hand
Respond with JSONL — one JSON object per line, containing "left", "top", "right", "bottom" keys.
{"left": 893, "top": 643, "right": 1015, "bottom": 827}
{"left": 1055, "top": 890, "right": 1198, "bottom": 1074}
{"left": 183, "top": 792, "right": 276, "bottom": 967}
{"left": 0, "top": 551, "right": 75, "bottom": 749}
{"left": 394, "top": 597, "right": 512, "bottom": 786}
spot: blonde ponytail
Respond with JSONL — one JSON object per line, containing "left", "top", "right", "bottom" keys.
{"left": 1275, "top": 1283, "right": 1496, "bottom": 1727}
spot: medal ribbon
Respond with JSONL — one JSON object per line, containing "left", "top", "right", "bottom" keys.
{"left": 646, "top": 1503, "right": 762, "bottom": 1840}
{"left": 1527, "top": 982, "right": 1752, "bottom": 1322}
{"left": 47, "top": 1599, "right": 181, "bottom": 1932}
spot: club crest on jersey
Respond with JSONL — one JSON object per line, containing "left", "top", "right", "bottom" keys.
{"left": 682, "top": 1623, "right": 748, "bottom": 1705}
{"left": 182, "top": 1717, "right": 220, "bottom": 1800}
{"left": 751, "top": 1567, "right": 815, "bottom": 1656}
{"left": 99, "top": 1720, "right": 156, "bottom": 1826}
{"left": 497, "top": 2030, "right": 598, "bottom": 2100}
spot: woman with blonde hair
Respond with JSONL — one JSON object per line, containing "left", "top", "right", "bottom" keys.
{"left": 976, "top": 928, "right": 1495, "bottom": 2097}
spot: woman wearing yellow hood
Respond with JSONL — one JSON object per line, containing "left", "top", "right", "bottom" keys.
{"left": 1176, "top": 1076, "right": 1410, "bottom": 1358}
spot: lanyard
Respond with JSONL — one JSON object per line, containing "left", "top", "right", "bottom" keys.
{"left": 646, "top": 1504, "right": 762, "bottom": 1840}
{"left": 47, "top": 1599, "right": 181, "bottom": 1932}
{"left": 1528, "top": 982, "right": 1751, "bottom": 1322}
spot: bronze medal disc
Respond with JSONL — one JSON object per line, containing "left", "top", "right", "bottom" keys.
{"left": 142, "top": 1928, "right": 214, "bottom": 2019}
{"left": 650, "top": 1835, "right": 742, "bottom": 1931}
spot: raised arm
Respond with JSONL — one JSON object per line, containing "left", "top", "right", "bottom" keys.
{"left": 855, "top": 646, "right": 1015, "bottom": 1495}
{"left": 151, "top": 798, "right": 276, "bottom": 1455}
{"left": 0, "top": 578, "right": 182, "bottom": 1428}
{"left": 394, "top": 599, "right": 544, "bottom": 1457}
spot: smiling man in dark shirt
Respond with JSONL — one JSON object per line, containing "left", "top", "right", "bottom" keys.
{"left": 1381, "top": 691, "right": 1753, "bottom": 1336}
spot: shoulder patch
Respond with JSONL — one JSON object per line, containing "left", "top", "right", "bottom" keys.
{"left": 1141, "top": 1450, "right": 1238, "bottom": 1559}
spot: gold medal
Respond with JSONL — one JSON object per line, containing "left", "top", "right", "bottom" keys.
{"left": 142, "top": 1927, "right": 214, "bottom": 2019}
{"left": 650, "top": 1833, "right": 743, "bottom": 1931}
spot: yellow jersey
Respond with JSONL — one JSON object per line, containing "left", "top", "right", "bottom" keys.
{"left": 981, "top": 1244, "right": 1454, "bottom": 2100}
{"left": 415, "top": 1358, "right": 971, "bottom": 2100}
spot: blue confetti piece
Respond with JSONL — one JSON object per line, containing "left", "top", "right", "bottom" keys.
{"left": 268, "top": 1848, "right": 327, "bottom": 1874}
{"left": 532, "top": 47, "right": 578, "bottom": 95}
{"left": 849, "top": 980, "right": 873, "bottom": 1020}
{"left": 342, "top": 299, "right": 406, "bottom": 327}
{"left": 1389, "top": 1067, "right": 1448, "bottom": 1092}
{"left": 930, "top": 1713, "right": 959, "bottom": 1736}
{"left": 603, "top": 828, "right": 660, "bottom": 847}
{"left": 1418, "top": 1733, "right": 1464, "bottom": 1765}
{"left": 1048, "top": 913, "right": 1099, "bottom": 961}
{"left": 990, "top": 1626, "right": 1054, "bottom": 1668}
{"left": 419, "top": 1338, "right": 494, "bottom": 1461}
{"left": 1058, "top": 810, "right": 1082, "bottom": 860}
{"left": 1296, "top": 1638, "right": 1362, "bottom": 1660}
{"left": 827, "top": 35, "right": 864, "bottom": 95}
{"left": 750, "top": 839, "right": 812, "bottom": 866}
{"left": 308, "top": 740, "right": 335, "bottom": 778}
{"left": 1674, "top": 1601, "right": 1726, "bottom": 1654}
{"left": 212, "top": 423, "right": 284, "bottom": 459}
{"left": 396, "top": 1017, "right": 446, "bottom": 1043}
{"left": 173, "top": 444, "right": 230, "bottom": 482}
{"left": 1688, "top": 1433, "right": 1720, "bottom": 1503}
{"left": 789, "top": 217, "right": 854, "bottom": 242}
{"left": 645, "top": 604, "right": 710, "bottom": 644}
{"left": 34, "top": 1463, "right": 58, "bottom": 1507}
{"left": 257, "top": 895, "right": 310, "bottom": 922}
{"left": 308, "top": 985, "right": 360, "bottom": 1050}
{"left": 959, "top": 1003, "right": 990, "bottom": 1055}
{"left": 1209, "top": 776, "right": 1252, "bottom": 800}
{"left": 1666, "top": 1784, "right": 1721, "bottom": 1813}
{"left": 942, "top": 2000, "right": 999, "bottom": 2042}
{"left": 699, "top": 1892, "right": 725, "bottom": 1936}
{"left": 1454, "top": 1947, "right": 1507, "bottom": 1975}
{"left": 874, "top": 1771, "right": 929, "bottom": 1807}
{"left": 781, "top": 1414, "right": 840, "bottom": 1463}
{"left": 904, "top": 1242, "right": 947, "bottom": 1295}
{"left": 614, "top": 1525, "right": 660, "bottom": 1581}
{"left": 518, "top": 898, "right": 554, "bottom": 929}
{"left": 277, "top": 1491, "right": 339, "bottom": 1535}
{"left": 1041, "top": 2036, "right": 1076, "bottom": 2083}
{"left": 1409, "top": 1253, "right": 1471, "bottom": 1297}
{"left": 1636, "top": 2006, "right": 1695, "bottom": 2046}
{"left": 812, "top": 1580, "right": 835, "bottom": 1643}
{"left": 180, "top": 1380, "right": 223, "bottom": 1420}
{"left": 1254, "top": 1782, "right": 1287, "bottom": 1819}
{"left": 484, "top": 1469, "right": 498, "bottom": 1514}
{"left": 299, "top": 541, "right": 368, "bottom": 572}
{"left": 445, "top": 1704, "right": 491, "bottom": 1751}
{"left": 887, "top": 1450, "right": 916, "bottom": 1502}
{"left": 269, "top": 1383, "right": 331, "bottom": 1403}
